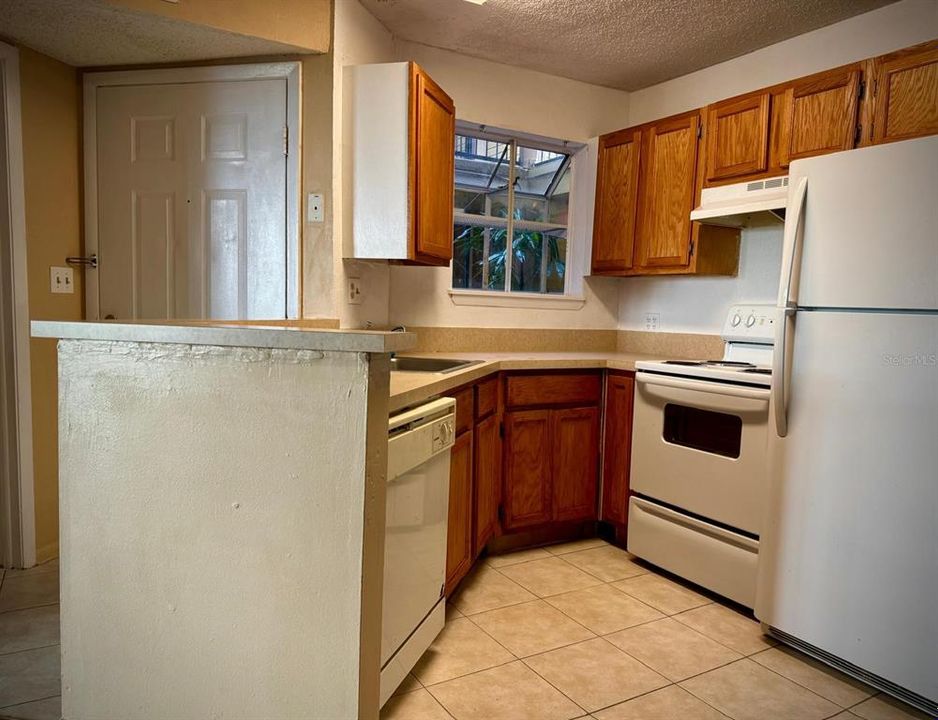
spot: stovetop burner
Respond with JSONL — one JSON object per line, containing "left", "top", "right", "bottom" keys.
{"left": 705, "top": 360, "right": 756, "bottom": 368}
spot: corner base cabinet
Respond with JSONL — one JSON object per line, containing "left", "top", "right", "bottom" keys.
{"left": 343, "top": 61, "right": 455, "bottom": 265}
{"left": 600, "top": 372, "right": 635, "bottom": 530}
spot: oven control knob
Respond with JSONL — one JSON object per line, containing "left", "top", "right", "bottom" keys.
{"left": 746, "top": 314, "right": 756, "bottom": 328}
{"left": 731, "top": 313, "right": 742, "bottom": 327}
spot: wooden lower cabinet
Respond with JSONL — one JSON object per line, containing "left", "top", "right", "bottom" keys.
{"left": 503, "top": 409, "right": 553, "bottom": 530}
{"left": 552, "top": 407, "right": 600, "bottom": 522}
{"left": 445, "top": 430, "right": 473, "bottom": 595}
{"left": 473, "top": 412, "right": 501, "bottom": 551}
{"left": 600, "top": 373, "right": 635, "bottom": 527}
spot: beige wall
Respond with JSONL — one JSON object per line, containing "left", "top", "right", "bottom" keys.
{"left": 104, "top": 0, "right": 332, "bottom": 54}
{"left": 18, "top": 47, "right": 83, "bottom": 561}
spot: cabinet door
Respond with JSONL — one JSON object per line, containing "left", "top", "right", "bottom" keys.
{"left": 776, "top": 66, "right": 861, "bottom": 166}
{"left": 635, "top": 112, "right": 700, "bottom": 269}
{"left": 600, "top": 374, "right": 635, "bottom": 526}
{"left": 473, "top": 413, "right": 501, "bottom": 551}
{"left": 871, "top": 41, "right": 938, "bottom": 145}
{"left": 445, "top": 431, "right": 473, "bottom": 595}
{"left": 411, "top": 64, "right": 456, "bottom": 264}
{"left": 705, "top": 92, "right": 770, "bottom": 183}
{"left": 591, "top": 128, "right": 641, "bottom": 274}
{"left": 551, "top": 407, "right": 600, "bottom": 523}
{"left": 503, "top": 410, "right": 552, "bottom": 531}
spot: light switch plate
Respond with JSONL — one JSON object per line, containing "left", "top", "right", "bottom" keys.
{"left": 51, "top": 266, "right": 74, "bottom": 294}
{"left": 307, "top": 193, "right": 324, "bottom": 223}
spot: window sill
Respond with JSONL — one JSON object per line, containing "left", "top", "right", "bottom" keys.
{"left": 448, "top": 289, "right": 586, "bottom": 310}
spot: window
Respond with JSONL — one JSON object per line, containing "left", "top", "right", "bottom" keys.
{"left": 452, "top": 127, "right": 573, "bottom": 295}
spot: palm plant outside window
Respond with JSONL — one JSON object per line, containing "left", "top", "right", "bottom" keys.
{"left": 452, "top": 129, "right": 572, "bottom": 294}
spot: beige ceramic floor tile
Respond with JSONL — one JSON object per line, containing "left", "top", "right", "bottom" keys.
{"left": 4, "top": 560, "right": 58, "bottom": 580}
{"left": 0, "top": 695, "right": 62, "bottom": 720}
{"left": 486, "top": 547, "right": 552, "bottom": 568}
{"left": 524, "top": 638, "right": 668, "bottom": 713}
{"left": 594, "top": 685, "right": 729, "bottom": 720}
{"left": 0, "top": 646, "right": 60, "bottom": 709}
{"left": 428, "top": 660, "right": 583, "bottom": 720}
{"left": 392, "top": 673, "right": 423, "bottom": 697}
{"left": 606, "top": 617, "right": 740, "bottom": 682}
{"left": 0, "top": 606, "right": 59, "bottom": 656}
{"left": 498, "top": 557, "right": 603, "bottom": 597}
{"left": 544, "top": 538, "right": 608, "bottom": 555}
{"left": 412, "top": 617, "right": 514, "bottom": 686}
{"left": 680, "top": 659, "right": 840, "bottom": 720}
{"left": 545, "top": 584, "right": 663, "bottom": 635}
{"left": 613, "top": 573, "right": 710, "bottom": 615}
{"left": 381, "top": 688, "right": 453, "bottom": 720}
{"left": 674, "top": 603, "right": 775, "bottom": 655}
{"left": 751, "top": 646, "right": 874, "bottom": 708}
{"left": 0, "top": 574, "right": 58, "bottom": 614}
{"left": 850, "top": 694, "right": 934, "bottom": 720}
{"left": 444, "top": 603, "right": 463, "bottom": 621}
{"left": 471, "top": 599, "right": 594, "bottom": 657}
{"left": 829, "top": 713, "right": 862, "bottom": 719}
{"left": 450, "top": 565, "right": 536, "bottom": 615}
{"left": 560, "top": 546, "right": 647, "bottom": 582}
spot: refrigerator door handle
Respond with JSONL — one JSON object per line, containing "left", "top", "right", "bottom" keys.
{"left": 774, "top": 176, "right": 808, "bottom": 438}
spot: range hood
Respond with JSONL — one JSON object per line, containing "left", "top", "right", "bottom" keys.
{"left": 691, "top": 176, "right": 788, "bottom": 227}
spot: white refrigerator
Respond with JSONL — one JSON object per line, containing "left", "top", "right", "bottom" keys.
{"left": 755, "top": 136, "right": 938, "bottom": 716}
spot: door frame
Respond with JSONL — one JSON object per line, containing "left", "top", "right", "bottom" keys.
{"left": 82, "top": 62, "right": 302, "bottom": 320}
{"left": 0, "top": 41, "right": 36, "bottom": 569}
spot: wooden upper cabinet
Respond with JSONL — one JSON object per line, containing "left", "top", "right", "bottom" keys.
{"left": 774, "top": 65, "right": 861, "bottom": 167}
{"left": 600, "top": 373, "right": 634, "bottom": 527}
{"left": 410, "top": 63, "right": 456, "bottom": 265}
{"left": 870, "top": 40, "right": 938, "bottom": 145}
{"left": 503, "top": 410, "right": 553, "bottom": 531}
{"left": 705, "top": 92, "right": 770, "bottom": 182}
{"left": 591, "top": 128, "right": 642, "bottom": 274}
{"left": 635, "top": 112, "right": 700, "bottom": 270}
{"left": 551, "top": 407, "right": 600, "bottom": 523}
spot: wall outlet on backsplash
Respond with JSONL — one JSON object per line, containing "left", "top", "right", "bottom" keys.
{"left": 644, "top": 312, "right": 660, "bottom": 332}
{"left": 347, "top": 278, "right": 363, "bottom": 305}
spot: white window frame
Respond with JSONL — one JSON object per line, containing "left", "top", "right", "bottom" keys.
{"left": 82, "top": 62, "right": 302, "bottom": 320}
{"left": 450, "top": 123, "right": 589, "bottom": 309}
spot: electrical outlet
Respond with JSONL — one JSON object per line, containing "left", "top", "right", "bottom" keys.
{"left": 644, "top": 312, "right": 660, "bottom": 332}
{"left": 51, "top": 266, "right": 74, "bottom": 294}
{"left": 307, "top": 193, "right": 324, "bottom": 223}
{"left": 347, "top": 277, "right": 363, "bottom": 305}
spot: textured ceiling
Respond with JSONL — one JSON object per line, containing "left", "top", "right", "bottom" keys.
{"left": 0, "top": 0, "right": 306, "bottom": 67}
{"left": 362, "top": 0, "right": 899, "bottom": 90}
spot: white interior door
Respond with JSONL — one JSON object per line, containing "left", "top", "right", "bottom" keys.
{"left": 95, "top": 76, "right": 288, "bottom": 320}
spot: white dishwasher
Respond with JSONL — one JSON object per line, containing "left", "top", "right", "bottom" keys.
{"left": 381, "top": 397, "right": 455, "bottom": 706}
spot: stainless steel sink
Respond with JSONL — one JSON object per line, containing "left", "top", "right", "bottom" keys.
{"left": 389, "top": 356, "right": 483, "bottom": 374}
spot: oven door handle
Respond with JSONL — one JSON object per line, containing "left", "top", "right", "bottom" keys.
{"left": 636, "top": 373, "right": 769, "bottom": 414}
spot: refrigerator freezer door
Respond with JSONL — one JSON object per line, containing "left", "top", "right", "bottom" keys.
{"left": 757, "top": 310, "right": 938, "bottom": 706}
{"left": 788, "top": 136, "right": 938, "bottom": 311}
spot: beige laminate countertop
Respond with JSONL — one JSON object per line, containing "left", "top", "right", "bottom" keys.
{"left": 388, "top": 351, "right": 671, "bottom": 413}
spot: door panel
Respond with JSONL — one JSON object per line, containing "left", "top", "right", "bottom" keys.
{"left": 705, "top": 92, "right": 770, "bottom": 182}
{"left": 473, "top": 413, "right": 501, "bottom": 551}
{"left": 777, "top": 66, "right": 860, "bottom": 166}
{"left": 601, "top": 374, "right": 634, "bottom": 526}
{"left": 789, "top": 136, "right": 938, "bottom": 311}
{"left": 871, "top": 41, "right": 938, "bottom": 144}
{"left": 636, "top": 113, "right": 699, "bottom": 269}
{"left": 759, "top": 311, "right": 938, "bottom": 701}
{"left": 412, "top": 65, "right": 455, "bottom": 264}
{"left": 591, "top": 128, "right": 641, "bottom": 273}
{"left": 503, "top": 410, "right": 552, "bottom": 531}
{"left": 551, "top": 407, "right": 599, "bottom": 523}
{"left": 445, "top": 431, "right": 473, "bottom": 595}
{"left": 96, "top": 77, "right": 288, "bottom": 321}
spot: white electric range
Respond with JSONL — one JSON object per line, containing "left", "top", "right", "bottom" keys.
{"left": 627, "top": 305, "right": 775, "bottom": 608}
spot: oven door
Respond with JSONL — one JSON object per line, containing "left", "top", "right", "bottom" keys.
{"left": 631, "top": 371, "right": 769, "bottom": 534}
